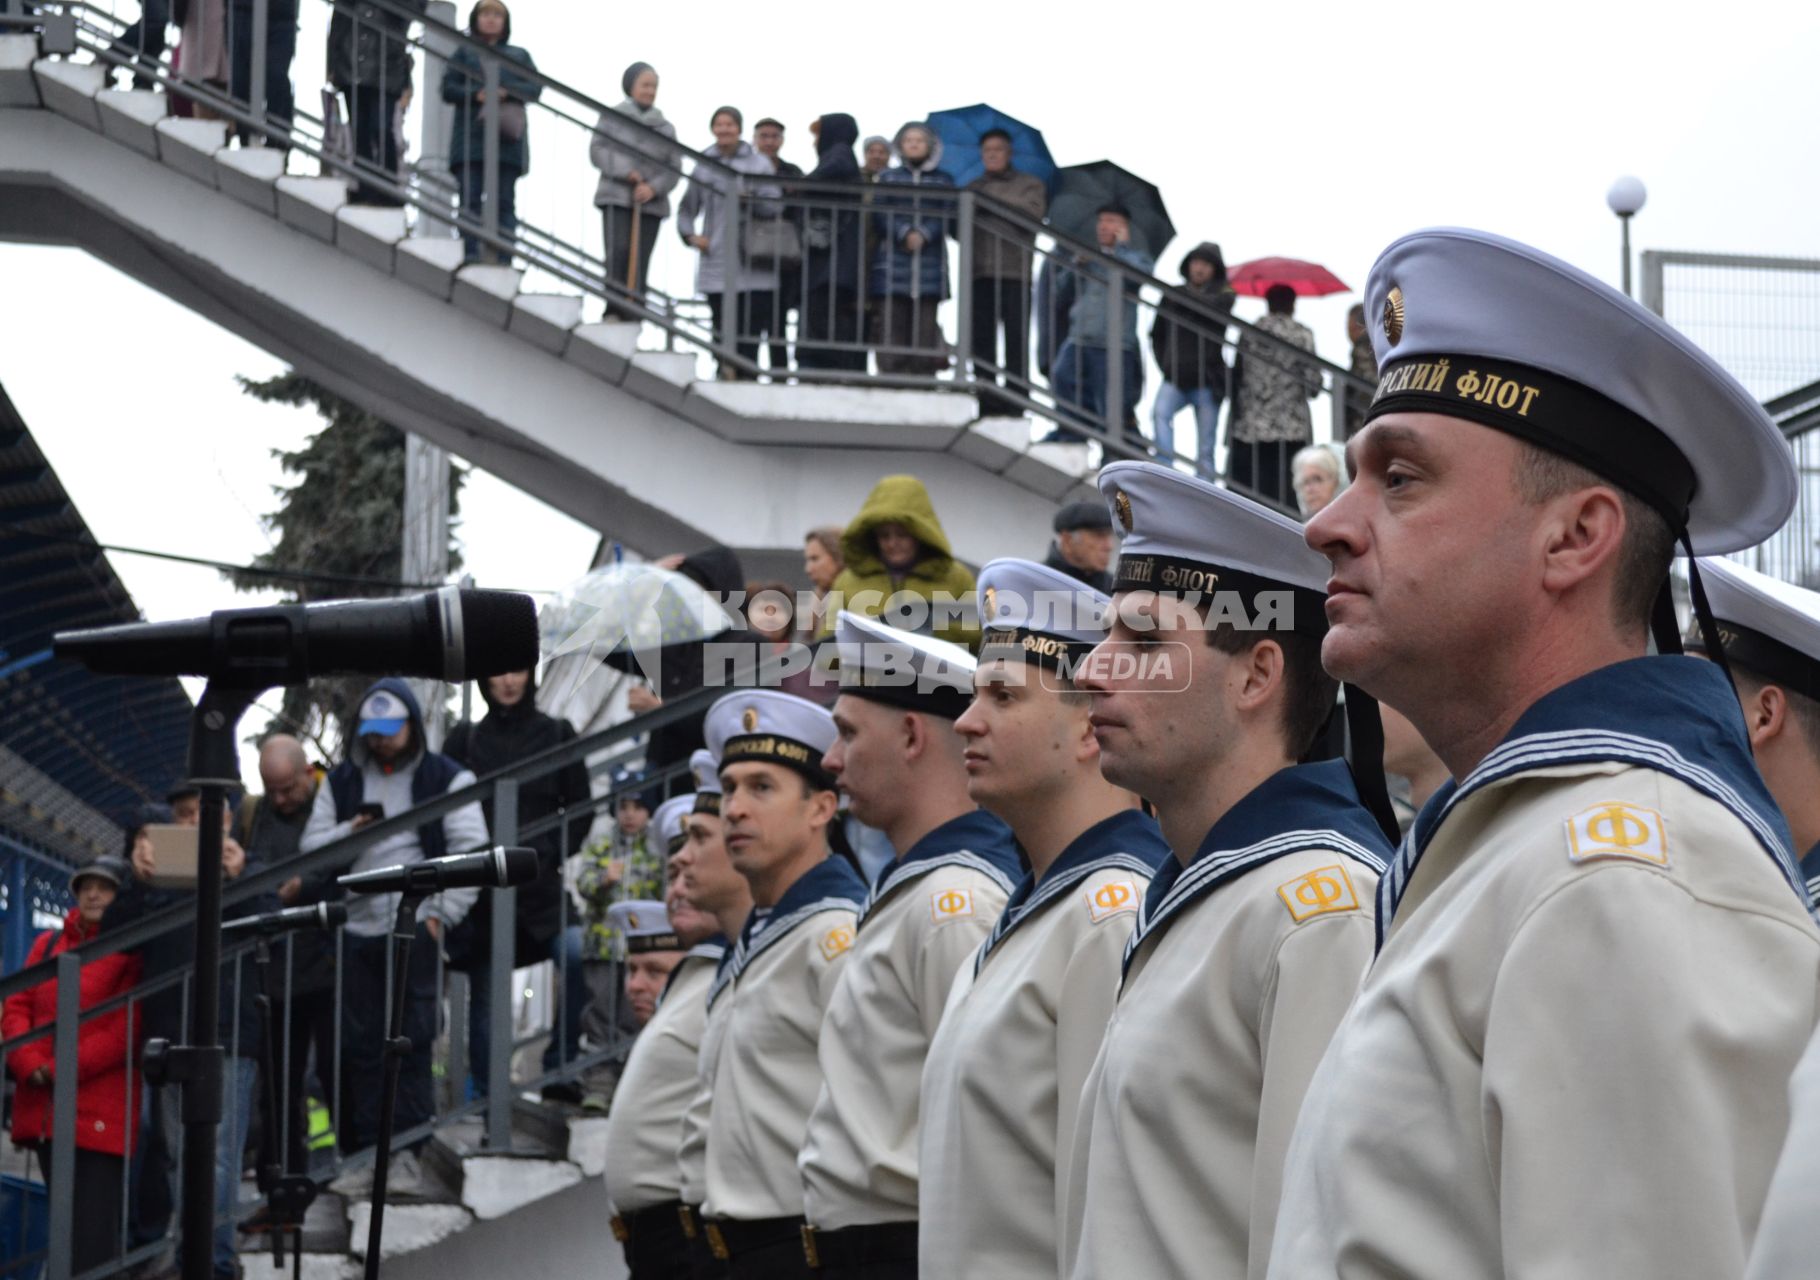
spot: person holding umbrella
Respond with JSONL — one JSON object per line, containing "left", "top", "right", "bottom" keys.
{"left": 1228, "top": 283, "right": 1320, "bottom": 508}
{"left": 591, "top": 62, "right": 679, "bottom": 319}
{"left": 967, "top": 128, "right": 1049, "bottom": 416}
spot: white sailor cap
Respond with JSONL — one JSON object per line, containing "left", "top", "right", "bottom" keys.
{"left": 1691, "top": 559, "right": 1820, "bottom": 699}
{"left": 605, "top": 899, "right": 682, "bottom": 954}
{"left": 688, "top": 748, "right": 722, "bottom": 815}
{"left": 1363, "top": 227, "right": 1795, "bottom": 552}
{"left": 976, "top": 558, "right": 1112, "bottom": 671}
{"left": 1098, "top": 460, "right": 1329, "bottom": 635}
{"left": 652, "top": 794, "right": 695, "bottom": 856}
{"left": 705, "top": 689, "right": 839, "bottom": 790}
{"left": 832, "top": 610, "right": 976, "bottom": 719}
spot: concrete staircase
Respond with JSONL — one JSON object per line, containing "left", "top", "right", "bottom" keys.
{"left": 0, "top": 39, "right": 1096, "bottom": 569}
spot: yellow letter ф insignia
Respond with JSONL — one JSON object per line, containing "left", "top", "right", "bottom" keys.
{"left": 819, "top": 925, "right": 854, "bottom": 960}
{"left": 1565, "top": 802, "right": 1669, "bottom": 868}
{"left": 1085, "top": 878, "right": 1140, "bottom": 924}
{"left": 1278, "top": 864, "right": 1361, "bottom": 924}
{"left": 930, "top": 886, "right": 976, "bottom": 924}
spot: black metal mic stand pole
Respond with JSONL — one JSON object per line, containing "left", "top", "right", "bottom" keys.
{"left": 151, "top": 681, "right": 262, "bottom": 1280}
{"left": 363, "top": 890, "right": 429, "bottom": 1280}
{"left": 251, "top": 933, "right": 317, "bottom": 1280}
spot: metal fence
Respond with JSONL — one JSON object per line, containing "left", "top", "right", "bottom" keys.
{"left": 0, "top": 687, "right": 714, "bottom": 1280}
{"left": 1642, "top": 250, "right": 1820, "bottom": 586}
{"left": 11, "top": 0, "right": 1372, "bottom": 513}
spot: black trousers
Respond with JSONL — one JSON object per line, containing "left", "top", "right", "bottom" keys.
{"left": 229, "top": 0, "right": 299, "bottom": 138}
{"left": 874, "top": 296, "right": 944, "bottom": 376}
{"left": 799, "top": 285, "right": 865, "bottom": 371}
{"left": 1227, "top": 439, "right": 1294, "bottom": 509}
{"left": 341, "top": 924, "right": 439, "bottom": 1152}
{"left": 604, "top": 207, "right": 662, "bottom": 318}
{"left": 346, "top": 86, "right": 402, "bottom": 206}
{"left": 620, "top": 1202, "right": 694, "bottom": 1279}
{"left": 707, "top": 292, "right": 773, "bottom": 377}
{"left": 36, "top": 1145, "right": 126, "bottom": 1274}
{"left": 970, "top": 275, "right": 1031, "bottom": 414}
{"left": 276, "top": 985, "right": 337, "bottom": 1175}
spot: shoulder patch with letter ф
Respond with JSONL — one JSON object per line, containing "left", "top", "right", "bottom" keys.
{"left": 930, "top": 886, "right": 976, "bottom": 924}
{"left": 819, "top": 925, "right": 854, "bottom": 960}
{"left": 1085, "top": 879, "right": 1140, "bottom": 923}
{"left": 1277, "top": 864, "right": 1362, "bottom": 924}
{"left": 1564, "top": 801, "right": 1669, "bottom": 868}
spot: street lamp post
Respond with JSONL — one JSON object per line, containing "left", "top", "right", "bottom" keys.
{"left": 1606, "top": 175, "right": 1648, "bottom": 297}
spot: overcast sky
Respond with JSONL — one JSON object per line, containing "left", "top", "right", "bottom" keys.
{"left": 6, "top": 0, "right": 1819, "bottom": 774}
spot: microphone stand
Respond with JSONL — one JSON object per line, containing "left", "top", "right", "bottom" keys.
{"left": 364, "top": 889, "right": 430, "bottom": 1280}
{"left": 251, "top": 932, "right": 318, "bottom": 1280}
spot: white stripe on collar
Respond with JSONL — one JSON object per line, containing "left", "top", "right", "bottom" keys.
{"left": 859, "top": 850, "right": 1018, "bottom": 928}
{"left": 974, "top": 851, "right": 1157, "bottom": 977}
{"left": 708, "top": 894, "right": 860, "bottom": 1007}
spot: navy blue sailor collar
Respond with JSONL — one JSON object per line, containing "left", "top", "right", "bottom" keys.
{"left": 975, "top": 808, "right": 1170, "bottom": 975}
{"left": 859, "top": 809, "right": 1023, "bottom": 927}
{"left": 1122, "top": 759, "right": 1393, "bottom": 977}
{"left": 709, "top": 857, "right": 866, "bottom": 1007}
{"left": 1378, "top": 654, "right": 1810, "bottom": 950}
{"left": 1803, "top": 844, "right": 1820, "bottom": 908}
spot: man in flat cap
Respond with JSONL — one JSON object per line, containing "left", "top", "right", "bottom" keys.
{"left": 1062, "top": 462, "right": 1394, "bottom": 1280}
{"left": 691, "top": 693, "right": 866, "bottom": 1278}
{"left": 1272, "top": 228, "right": 1820, "bottom": 1278}
{"left": 797, "top": 612, "right": 1021, "bottom": 1278}
{"left": 1045, "top": 500, "right": 1116, "bottom": 594}
{"left": 921, "top": 559, "right": 1169, "bottom": 1279}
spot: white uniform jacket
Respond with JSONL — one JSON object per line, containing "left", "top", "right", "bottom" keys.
{"left": 1271, "top": 657, "right": 1820, "bottom": 1280}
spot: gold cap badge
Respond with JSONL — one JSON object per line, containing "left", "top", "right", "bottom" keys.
{"left": 1383, "top": 286, "right": 1405, "bottom": 346}
{"left": 1113, "top": 490, "right": 1133, "bottom": 533}
{"left": 982, "top": 585, "right": 998, "bottom": 620}
{"left": 741, "top": 707, "right": 759, "bottom": 732}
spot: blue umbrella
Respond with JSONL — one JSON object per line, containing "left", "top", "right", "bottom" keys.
{"left": 927, "top": 103, "right": 1058, "bottom": 192}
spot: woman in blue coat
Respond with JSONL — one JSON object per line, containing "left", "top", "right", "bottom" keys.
{"left": 440, "top": 0, "right": 541, "bottom": 262}
{"left": 870, "top": 121, "right": 957, "bottom": 375}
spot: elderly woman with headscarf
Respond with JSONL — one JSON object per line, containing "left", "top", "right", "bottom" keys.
{"left": 591, "top": 61, "right": 679, "bottom": 317}
{"left": 870, "top": 120, "right": 958, "bottom": 375}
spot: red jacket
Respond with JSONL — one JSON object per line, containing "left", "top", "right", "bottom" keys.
{"left": 3, "top": 910, "right": 144, "bottom": 1156}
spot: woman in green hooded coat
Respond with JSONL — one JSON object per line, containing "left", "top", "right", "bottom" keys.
{"left": 816, "top": 475, "right": 979, "bottom": 649}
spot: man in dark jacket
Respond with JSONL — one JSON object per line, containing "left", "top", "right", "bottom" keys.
{"left": 966, "top": 128, "right": 1048, "bottom": 417}
{"left": 327, "top": 0, "right": 428, "bottom": 204}
{"left": 752, "top": 118, "right": 806, "bottom": 376}
{"left": 1150, "top": 242, "right": 1235, "bottom": 474}
{"left": 442, "top": 668, "right": 594, "bottom": 1098}
{"left": 1043, "top": 500, "right": 1116, "bottom": 593}
{"left": 799, "top": 112, "right": 867, "bottom": 372}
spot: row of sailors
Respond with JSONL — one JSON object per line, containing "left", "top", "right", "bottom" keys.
{"left": 597, "top": 227, "right": 1820, "bottom": 1280}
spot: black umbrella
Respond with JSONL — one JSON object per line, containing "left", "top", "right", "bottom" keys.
{"left": 1048, "top": 160, "right": 1176, "bottom": 258}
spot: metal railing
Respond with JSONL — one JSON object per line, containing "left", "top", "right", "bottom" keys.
{"left": 13, "top": 0, "right": 1374, "bottom": 512}
{"left": 0, "top": 685, "right": 718, "bottom": 1279}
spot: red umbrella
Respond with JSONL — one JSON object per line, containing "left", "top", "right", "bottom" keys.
{"left": 1228, "top": 257, "right": 1351, "bottom": 298}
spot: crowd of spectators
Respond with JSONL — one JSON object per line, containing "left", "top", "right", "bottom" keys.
{"left": 93, "top": 0, "right": 1366, "bottom": 496}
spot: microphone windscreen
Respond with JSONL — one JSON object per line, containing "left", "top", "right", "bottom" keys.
{"left": 498, "top": 846, "right": 542, "bottom": 887}
{"left": 322, "top": 902, "right": 349, "bottom": 928}
{"left": 459, "top": 590, "right": 540, "bottom": 679}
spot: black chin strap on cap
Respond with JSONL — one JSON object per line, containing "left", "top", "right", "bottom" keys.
{"left": 1342, "top": 686, "right": 1402, "bottom": 846}
{"left": 1649, "top": 578, "right": 1683, "bottom": 657}
{"left": 1679, "top": 532, "right": 1733, "bottom": 684}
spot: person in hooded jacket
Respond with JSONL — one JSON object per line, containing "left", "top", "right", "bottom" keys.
{"left": 814, "top": 475, "right": 979, "bottom": 650}
{"left": 592, "top": 61, "right": 679, "bottom": 318}
{"left": 442, "top": 668, "right": 594, "bottom": 1099}
{"left": 798, "top": 112, "right": 868, "bottom": 372}
{"left": 1150, "top": 242, "right": 1236, "bottom": 473}
{"left": 5, "top": 856, "right": 143, "bottom": 1276}
{"left": 870, "top": 122, "right": 957, "bottom": 376}
{"left": 440, "top": 0, "right": 541, "bottom": 263}
{"left": 300, "top": 678, "right": 490, "bottom": 1196}
{"left": 327, "top": 0, "right": 427, "bottom": 205}
{"left": 676, "top": 107, "right": 779, "bottom": 378}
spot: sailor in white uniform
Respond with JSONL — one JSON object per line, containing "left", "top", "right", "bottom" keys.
{"left": 1062, "top": 463, "right": 1396, "bottom": 1280}
{"left": 692, "top": 693, "right": 866, "bottom": 1279}
{"left": 798, "top": 612, "right": 1021, "bottom": 1279}
{"left": 919, "top": 558, "right": 1170, "bottom": 1280}
{"left": 672, "top": 749, "right": 746, "bottom": 1280}
{"left": 1271, "top": 227, "right": 1820, "bottom": 1279}
{"left": 604, "top": 789, "right": 725, "bottom": 1279}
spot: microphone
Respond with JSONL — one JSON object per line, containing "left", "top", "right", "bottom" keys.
{"left": 52, "top": 587, "right": 539, "bottom": 686}
{"left": 223, "top": 902, "right": 349, "bottom": 934}
{"left": 337, "top": 847, "right": 541, "bottom": 896}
